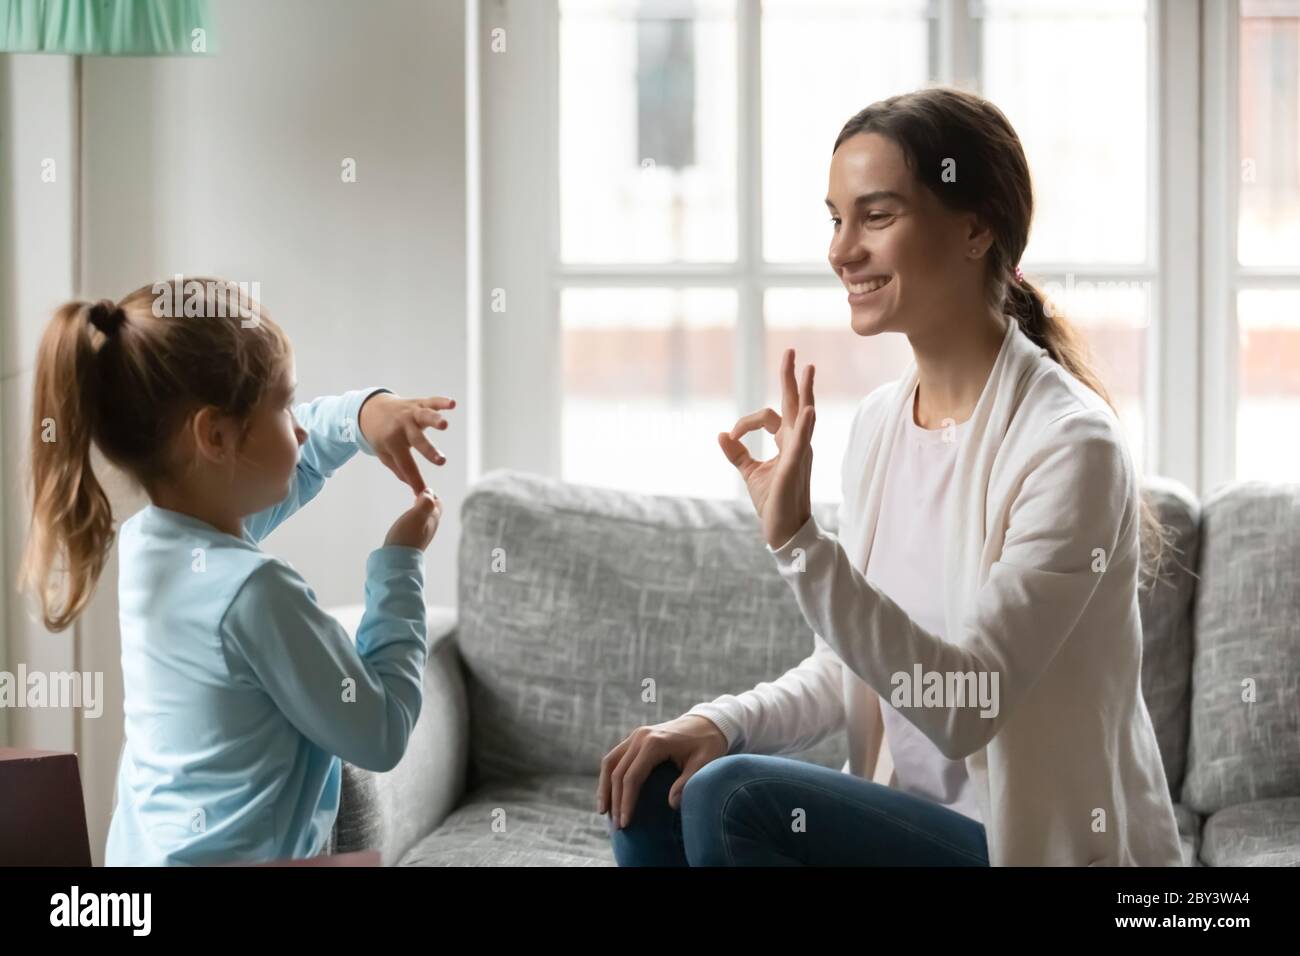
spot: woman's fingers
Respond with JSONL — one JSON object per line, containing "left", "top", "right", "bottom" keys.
{"left": 801, "top": 363, "right": 816, "bottom": 410}
{"left": 617, "top": 740, "right": 664, "bottom": 829}
{"left": 419, "top": 396, "right": 457, "bottom": 411}
{"left": 610, "top": 732, "right": 645, "bottom": 827}
{"left": 781, "top": 348, "right": 799, "bottom": 424}
{"left": 721, "top": 407, "right": 782, "bottom": 476}
{"left": 718, "top": 432, "right": 757, "bottom": 476}
{"left": 798, "top": 403, "right": 816, "bottom": 450}
{"left": 775, "top": 404, "right": 816, "bottom": 477}
{"left": 784, "top": 405, "right": 814, "bottom": 459}
{"left": 778, "top": 349, "right": 815, "bottom": 424}
{"left": 596, "top": 739, "right": 628, "bottom": 814}
{"left": 729, "top": 407, "right": 781, "bottom": 441}
{"left": 668, "top": 751, "right": 708, "bottom": 810}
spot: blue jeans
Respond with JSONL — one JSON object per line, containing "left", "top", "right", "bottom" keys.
{"left": 609, "top": 754, "right": 989, "bottom": 866}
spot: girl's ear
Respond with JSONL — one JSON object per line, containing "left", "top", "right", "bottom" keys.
{"left": 190, "top": 406, "right": 234, "bottom": 464}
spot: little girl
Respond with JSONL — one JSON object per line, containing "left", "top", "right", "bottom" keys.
{"left": 20, "top": 276, "right": 453, "bottom": 866}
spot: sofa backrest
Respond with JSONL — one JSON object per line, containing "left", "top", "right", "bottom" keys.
{"left": 1136, "top": 477, "right": 1201, "bottom": 798}
{"left": 1182, "top": 481, "right": 1300, "bottom": 815}
{"left": 456, "top": 469, "right": 1213, "bottom": 792}
{"left": 456, "top": 470, "right": 847, "bottom": 781}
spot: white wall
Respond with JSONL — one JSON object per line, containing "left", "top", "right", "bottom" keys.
{"left": 0, "top": 54, "right": 81, "bottom": 759}
{"left": 2, "top": 0, "right": 468, "bottom": 863}
{"left": 82, "top": 0, "right": 468, "bottom": 607}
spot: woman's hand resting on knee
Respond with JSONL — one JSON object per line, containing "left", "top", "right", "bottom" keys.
{"left": 597, "top": 716, "right": 728, "bottom": 829}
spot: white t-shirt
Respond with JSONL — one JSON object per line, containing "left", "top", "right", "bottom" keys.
{"left": 864, "top": 384, "right": 983, "bottom": 824}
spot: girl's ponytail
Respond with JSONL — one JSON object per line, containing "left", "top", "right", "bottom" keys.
{"left": 20, "top": 299, "right": 123, "bottom": 631}
{"left": 18, "top": 279, "right": 292, "bottom": 631}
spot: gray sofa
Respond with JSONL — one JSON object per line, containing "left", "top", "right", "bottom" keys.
{"left": 327, "top": 469, "right": 1300, "bottom": 866}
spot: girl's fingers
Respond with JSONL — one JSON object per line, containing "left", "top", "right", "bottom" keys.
{"left": 379, "top": 447, "right": 427, "bottom": 495}
{"left": 377, "top": 450, "right": 396, "bottom": 481}
{"left": 413, "top": 408, "right": 448, "bottom": 431}
{"left": 406, "top": 426, "right": 446, "bottom": 466}
{"left": 420, "top": 396, "right": 457, "bottom": 411}
{"left": 394, "top": 448, "right": 427, "bottom": 493}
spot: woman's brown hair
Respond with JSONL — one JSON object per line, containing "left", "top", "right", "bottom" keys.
{"left": 19, "top": 277, "right": 292, "bottom": 630}
{"left": 833, "top": 87, "right": 1171, "bottom": 583}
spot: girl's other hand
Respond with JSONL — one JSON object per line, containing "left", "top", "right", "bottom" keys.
{"left": 360, "top": 392, "right": 457, "bottom": 494}
{"left": 384, "top": 490, "right": 442, "bottom": 551}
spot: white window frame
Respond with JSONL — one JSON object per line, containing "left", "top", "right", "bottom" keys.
{"left": 1202, "top": 0, "right": 1238, "bottom": 495}
{"left": 1202, "top": 0, "right": 1300, "bottom": 491}
{"left": 474, "top": 0, "right": 1250, "bottom": 500}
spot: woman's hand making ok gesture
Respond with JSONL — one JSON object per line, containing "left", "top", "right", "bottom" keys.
{"left": 718, "top": 348, "right": 816, "bottom": 551}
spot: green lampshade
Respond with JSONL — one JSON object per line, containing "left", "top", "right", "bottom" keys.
{"left": 0, "top": 0, "right": 214, "bottom": 55}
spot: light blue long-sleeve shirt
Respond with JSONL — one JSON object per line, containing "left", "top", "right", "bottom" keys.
{"left": 104, "top": 387, "right": 428, "bottom": 866}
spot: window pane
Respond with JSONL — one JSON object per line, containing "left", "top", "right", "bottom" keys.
{"left": 560, "top": 0, "right": 737, "bottom": 263}
{"left": 1239, "top": 1, "right": 1300, "bottom": 268}
{"left": 763, "top": 288, "right": 914, "bottom": 503}
{"left": 1037, "top": 276, "right": 1149, "bottom": 475}
{"left": 761, "top": 0, "right": 931, "bottom": 264}
{"left": 981, "top": 0, "right": 1149, "bottom": 265}
{"left": 1236, "top": 289, "right": 1300, "bottom": 480}
{"left": 562, "top": 287, "right": 737, "bottom": 497}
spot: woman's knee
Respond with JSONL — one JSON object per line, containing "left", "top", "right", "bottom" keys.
{"left": 680, "top": 753, "right": 770, "bottom": 865}
{"left": 682, "top": 753, "right": 767, "bottom": 809}
{"left": 608, "top": 759, "right": 684, "bottom": 866}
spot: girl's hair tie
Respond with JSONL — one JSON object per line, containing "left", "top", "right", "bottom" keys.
{"left": 87, "top": 300, "right": 127, "bottom": 338}
{"left": 1013, "top": 264, "right": 1025, "bottom": 284}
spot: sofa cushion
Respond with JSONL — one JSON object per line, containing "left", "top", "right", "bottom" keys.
{"left": 396, "top": 774, "right": 613, "bottom": 866}
{"left": 1183, "top": 482, "right": 1300, "bottom": 815}
{"left": 328, "top": 608, "right": 470, "bottom": 865}
{"left": 1172, "top": 802, "right": 1203, "bottom": 867}
{"left": 1136, "top": 478, "right": 1200, "bottom": 797}
{"left": 456, "top": 470, "right": 847, "bottom": 783}
{"left": 327, "top": 763, "right": 382, "bottom": 858}
{"left": 1199, "top": 797, "right": 1300, "bottom": 867}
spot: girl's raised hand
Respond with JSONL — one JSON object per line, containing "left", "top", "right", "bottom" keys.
{"left": 717, "top": 348, "right": 816, "bottom": 551}
{"left": 358, "top": 392, "right": 456, "bottom": 494}
{"left": 384, "top": 489, "right": 442, "bottom": 551}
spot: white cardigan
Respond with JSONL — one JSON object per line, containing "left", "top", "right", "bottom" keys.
{"left": 688, "top": 317, "right": 1184, "bottom": 866}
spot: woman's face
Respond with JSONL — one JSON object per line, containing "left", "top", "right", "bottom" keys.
{"left": 826, "top": 132, "right": 986, "bottom": 338}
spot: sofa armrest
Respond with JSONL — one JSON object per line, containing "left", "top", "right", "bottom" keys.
{"left": 326, "top": 604, "right": 469, "bottom": 865}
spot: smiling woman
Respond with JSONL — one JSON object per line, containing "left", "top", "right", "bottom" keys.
{"left": 598, "top": 87, "right": 1183, "bottom": 868}
{"left": 822, "top": 91, "right": 1164, "bottom": 560}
